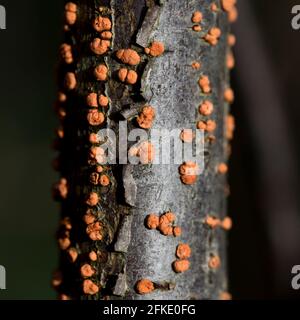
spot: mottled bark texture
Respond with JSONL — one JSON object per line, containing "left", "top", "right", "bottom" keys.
{"left": 54, "top": 0, "right": 233, "bottom": 300}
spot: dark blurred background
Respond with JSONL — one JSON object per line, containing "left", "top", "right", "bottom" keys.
{"left": 0, "top": 0, "right": 299, "bottom": 299}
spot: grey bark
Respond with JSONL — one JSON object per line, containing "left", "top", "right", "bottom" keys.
{"left": 55, "top": 0, "right": 231, "bottom": 300}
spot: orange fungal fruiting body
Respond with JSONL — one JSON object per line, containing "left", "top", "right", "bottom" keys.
{"left": 136, "top": 279, "right": 155, "bottom": 295}
{"left": 204, "top": 27, "right": 222, "bottom": 46}
{"left": 224, "top": 88, "right": 235, "bottom": 103}
{"left": 99, "top": 95, "right": 109, "bottom": 107}
{"left": 199, "top": 100, "right": 214, "bottom": 116}
{"left": 192, "top": 61, "right": 201, "bottom": 70}
{"left": 83, "top": 210, "right": 96, "bottom": 225}
{"left": 198, "top": 75, "right": 211, "bottom": 93}
{"left": 176, "top": 244, "right": 191, "bottom": 259}
{"left": 209, "top": 255, "right": 221, "bottom": 269}
{"left": 179, "top": 162, "right": 199, "bottom": 185}
{"left": 173, "top": 260, "right": 190, "bottom": 273}
{"left": 87, "top": 109, "right": 105, "bottom": 126}
{"left": 80, "top": 264, "right": 95, "bottom": 278}
{"left": 221, "top": 0, "right": 238, "bottom": 23}
{"left": 197, "top": 120, "right": 217, "bottom": 133}
{"left": 118, "top": 68, "right": 138, "bottom": 85}
{"left": 99, "top": 174, "right": 110, "bottom": 186}
{"left": 94, "top": 64, "right": 108, "bottom": 81}
{"left": 205, "top": 215, "right": 221, "bottom": 229}
{"left": 86, "top": 192, "right": 99, "bottom": 206}
{"left": 180, "top": 129, "right": 194, "bottom": 143}
{"left": 192, "top": 25, "right": 202, "bottom": 32}
{"left": 83, "top": 279, "right": 99, "bottom": 295}
{"left": 58, "top": 237, "right": 71, "bottom": 250}
{"left": 226, "top": 115, "right": 235, "bottom": 140}
{"left": 65, "top": 2, "right": 77, "bottom": 25}
{"left": 192, "top": 11, "right": 202, "bottom": 23}
{"left": 86, "top": 222, "right": 103, "bottom": 241}
{"left": 146, "top": 214, "right": 160, "bottom": 229}
{"left": 145, "top": 41, "right": 165, "bottom": 57}
{"left": 65, "top": 72, "right": 77, "bottom": 90}
{"left": 221, "top": 217, "right": 232, "bottom": 230}
{"left": 218, "top": 163, "right": 228, "bottom": 175}
{"left": 90, "top": 38, "right": 110, "bottom": 55}
{"left": 60, "top": 44, "right": 73, "bottom": 64}
{"left": 137, "top": 106, "right": 155, "bottom": 129}
{"left": 87, "top": 93, "right": 98, "bottom": 107}
{"left": 219, "top": 291, "right": 232, "bottom": 300}
{"left": 173, "top": 226, "right": 182, "bottom": 237}
{"left": 93, "top": 16, "right": 112, "bottom": 32}
{"left": 89, "top": 251, "right": 98, "bottom": 261}
{"left": 116, "top": 49, "right": 141, "bottom": 66}
{"left": 67, "top": 247, "right": 78, "bottom": 263}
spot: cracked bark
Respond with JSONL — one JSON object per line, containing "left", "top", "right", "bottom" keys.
{"left": 55, "top": 0, "right": 231, "bottom": 300}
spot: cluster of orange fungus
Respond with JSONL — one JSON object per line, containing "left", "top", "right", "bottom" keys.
{"left": 179, "top": 161, "right": 200, "bottom": 185}
{"left": 101, "top": 31, "right": 112, "bottom": 39}
{"left": 145, "top": 212, "right": 182, "bottom": 237}
{"left": 192, "top": 11, "right": 203, "bottom": 23}
{"left": 221, "top": 0, "right": 238, "bottom": 23}
{"left": 204, "top": 27, "right": 222, "bottom": 46}
{"left": 199, "top": 100, "right": 214, "bottom": 116}
{"left": 87, "top": 93, "right": 109, "bottom": 108}
{"left": 65, "top": 2, "right": 77, "bottom": 25}
{"left": 217, "top": 162, "right": 228, "bottom": 175}
{"left": 205, "top": 215, "right": 233, "bottom": 231}
{"left": 227, "top": 51, "right": 235, "bottom": 70}
{"left": 198, "top": 75, "right": 211, "bottom": 93}
{"left": 192, "top": 25, "right": 202, "bottom": 32}
{"left": 219, "top": 292, "right": 232, "bottom": 300}
{"left": 226, "top": 115, "right": 235, "bottom": 140}
{"left": 60, "top": 44, "right": 73, "bottom": 64}
{"left": 93, "top": 16, "right": 112, "bottom": 32}
{"left": 192, "top": 11, "right": 202, "bottom": 32}
{"left": 145, "top": 41, "right": 165, "bottom": 57}
{"left": 67, "top": 247, "right": 78, "bottom": 262}
{"left": 224, "top": 88, "right": 235, "bottom": 104}
{"left": 135, "top": 279, "right": 155, "bottom": 295}
{"left": 86, "top": 192, "right": 99, "bottom": 207}
{"left": 83, "top": 210, "right": 96, "bottom": 225}
{"left": 90, "top": 38, "right": 110, "bottom": 55}
{"left": 173, "top": 244, "right": 192, "bottom": 273}
{"left": 89, "top": 146, "right": 105, "bottom": 164}
{"left": 192, "top": 61, "right": 201, "bottom": 70}
{"left": 53, "top": 178, "right": 68, "bottom": 200}
{"left": 137, "top": 106, "right": 155, "bottom": 129}
{"left": 197, "top": 120, "right": 217, "bottom": 132}
{"left": 80, "top": 264, "right": 95, "bottom": 278}
{"left": 89, "top": 251, "right": 98, "bottom": 262}
{"left": 180, "top": 129, "right": 194, "bottom": 143}
{"left": 87, "top": 109, "right": 105, "bottom": 126}
{"left": 173, "top": 260, "right": 190, "bottom": 273}
{"left": 64, "top": 72, "right": 77, "bottom": 90}
{"left": 86, "top": 222, "right": 103, "bottom": 241}
{"left": 83, "top": 279, "right": 99, "bottom": 295}
{"left": 176, "top": 244, "right": 191, "bottom": 260}
{"left": 94, "top": 64, "right": 108, "bottom": 81}
{"left": 228, "top": 34, "right": 236, "bottom": 47}
{"left": 118, "top": 68, "right": 138, "bottom": 84}
{"left": 116, "top": 49, "right": 141, "bottom": 66}
{"left": 208, "top": 255, "right": 221, "bottom": 270}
